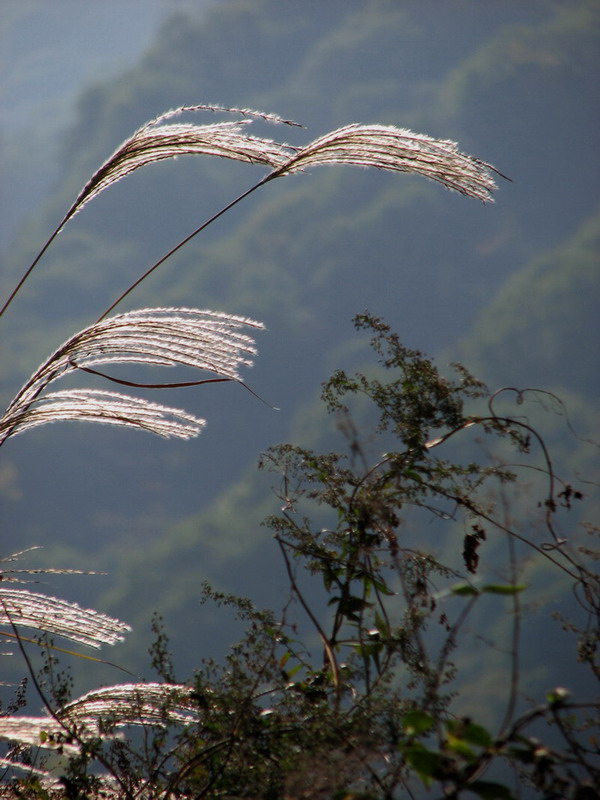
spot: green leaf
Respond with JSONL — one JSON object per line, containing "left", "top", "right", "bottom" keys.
{"left": 279, "top": 651, "right": 291, "bottom": 669}
{"left": 374, "top": 610, "right": 390, "bottom": 637}
{"left": 446, "top": 734, "right": 476, "bottom": 761}
{"left": 338, "top": 595, "right": 373, "bottom": 617}
{"left": 286, "top": 663, "right": 302, "bottom": 678}
{"left": 404, "top": 469, "right": 424, "bottom": 482}
{"left": 371, "top": 577, "right": 395, "bottom": 596}
{"left": 403, "top": 744, "right": 447, "bottom": 786}
{"left": 451, "top": 583, "right": 480, "bottom": 596}
{"left": 481, "top": 584, "right": 527, "bottom": 595}
{"left": 445, "top": 719, "right": 493, "bottom": 748}
{"left": 402, "top": 709, "right": 435, "bottom": 736}
{"left": 469, "top": 780, "right": 517, "bottom": 799}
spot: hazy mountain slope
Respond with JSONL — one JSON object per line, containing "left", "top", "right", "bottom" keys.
{"left": 0, "top": 1, "right": 179, "bottom": 244}
{"left": 1, "top": 0, "right": 597, "bottom": 685}
{"left": 458, "top": 208, "right": 600, "bottom": 398}
{"left": 433, "top": 0, "right": 600, "bottom": 253}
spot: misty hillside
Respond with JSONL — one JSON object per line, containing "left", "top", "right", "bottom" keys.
{"left": 1, "top": 0, "right": 598, "bottom": 688}
{"left": 0, "top": 0, "right": 178, "bottom": 243}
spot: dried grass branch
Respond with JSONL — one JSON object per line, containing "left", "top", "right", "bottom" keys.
{"left": 54, "top": 105, "right": 299, "bottom": 236}
{"left": 0, "top": 309, "right": 263, "bottom": 444}
{"left": 1, "top": 105, "right": 503, "bottom": 320}
{"left": 60, "top": 682, "right": 198, "bottom": 728}
{"left": 0, "top": 683, "right": 196, "bottom": 755}
{"left": 0, "top": 589, "right": 130, "bottom": 648}
{"left": 275, "top": 123, "right": 502, "bottom": 202}
{"left": 3, "top": 389, "right": 206, "bottom": 441}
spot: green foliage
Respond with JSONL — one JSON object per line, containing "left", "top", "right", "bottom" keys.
{"left": 137, "top": 313, "right": 597, "bottom": 799}
{"left": 2, "top": 313, "right": 598, "bottom": 796}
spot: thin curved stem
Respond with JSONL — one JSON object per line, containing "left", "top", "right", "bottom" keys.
{"left": 498, "top": 490, "right": 522, "bottom": 738}
{"left": 73, "top": 362, "right": 278, "bottom": 409}
{"left": 0, "top": 223, "right": 64, "bottom": 319}
{"left": 275, "top": 534, "right": 341, "bottom": 701}
{"left": 97, "top": 173, "right": 275, "bottom": 322}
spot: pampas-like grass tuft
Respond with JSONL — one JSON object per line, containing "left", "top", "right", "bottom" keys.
{"left": 59, "top": 104, "right": 302, "bottom": 233}
{"left": 73, "top": 110, "right": 500, "bottom": 231}
{"left": 0, "top": 683, "right": 197, "bottom": 789}
{"left": 67, "top": 119, "right": 291, "bottom": 229}
{"left": 278, "top": 123, "right": 501, "bottom": 202}
{"left": 0, "top": 308, "right": 264, "bottom": 444}
{"left": 60, "top": 682, "right": 198, "bottom": 728}
{"left": 0, "top": 588, "right": 130, "bottom": 648}
{"left": 4, "top": 388, "right": 207, "bottom": 440}
{"left": 1, "top": 104, "right": 503, "bottom": 319}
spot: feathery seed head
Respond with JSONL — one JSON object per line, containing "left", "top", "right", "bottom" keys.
{"left": 0, "top": 309, "right": 264, "bottom": 444}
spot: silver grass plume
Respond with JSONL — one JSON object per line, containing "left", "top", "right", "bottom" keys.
{"left": 60, "top": 682, "right": 198, "bottom": 728}
{"left": 0, "top": 308, "right": 264, "bottom": 444}
{"left": 0, "top": 546, "right": 99, "bottom": 580}
{"left": 274, "top": 123, "right": 500, "bottom": 202}
{"left": 95, "top": 115, "right": 503, "bottom": 319}
{"left": 51, "top": 106, "right": 500, "bottom": 234}
{"left": 0, "top": 683, "right": 197, "bottom": 753}
{"left": 7, "top": 389, "right": 206, "bottom": 440}
{"left": 0, "top": 717, "right": 81, "bottom": 753}
{"left": 1, "top": 105, "right": 502, "bottom": 319}
{"left": 0, "top": 588, "right": 130, "bottom": 648}
{"left": 0, "top": 758, "right": 54, "bottom": 783}
{"left": 60, "top": 105, "right": 295, "bottom": 231}
{"left": 59, "top": 109, "right": 500, "bottom": 236}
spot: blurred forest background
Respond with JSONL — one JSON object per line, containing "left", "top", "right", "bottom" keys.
{"left": 1, "top": 0, "right": 598, "bottom": 710}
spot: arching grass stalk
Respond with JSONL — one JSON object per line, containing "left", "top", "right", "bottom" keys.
{"left": 0, "top": 105, "right": 504, "bottom": 449}
{"left": 0, "top": 104, "right": 299, "bottom": 319}
{"left": 1, "top": 106, "right": 504, "bottom": 322}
